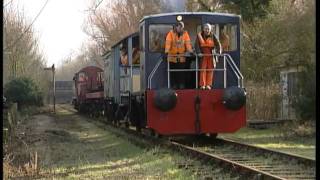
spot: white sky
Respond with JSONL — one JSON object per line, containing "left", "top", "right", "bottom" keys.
{"left": 6, "top": 0, "right": 97, "bottom": 67}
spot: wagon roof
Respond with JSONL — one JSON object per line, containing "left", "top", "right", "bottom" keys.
{"left": 111, "top": 32, "right": 139, "bottom": 49}
{"left": 78, "top": 66, "right": 103, "bottom": 73}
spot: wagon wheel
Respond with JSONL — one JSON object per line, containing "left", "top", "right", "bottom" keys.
{"left": 151, "top": 129, "right": 162, "bottom": 138}
{"left": 123, "top": 106, "right": 131, "bottom": 128}
{"left": 114, "top": 106, "right": 122, "bottom": 127}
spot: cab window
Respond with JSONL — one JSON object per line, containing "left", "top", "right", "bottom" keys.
{"left": 132, "top": 36, "right": 140, "bottom": 65}
{"left": 78, "top": 72, "right": 86, "bottom": 81}
{"left": 149, "top": 24, "right": 172, "bottom": 52}
{"left": 219, "top": 24, "right": 237, "bottom": 51}
{"left": 97, "top": 72, "right": 104, "bottom": 82}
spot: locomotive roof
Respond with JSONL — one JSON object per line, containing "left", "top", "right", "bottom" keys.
{"left": 78, "top": 66, "right": 103, "bottom": 73}
{"left": 140, "top": 12, "right": 240, "bottom": 23}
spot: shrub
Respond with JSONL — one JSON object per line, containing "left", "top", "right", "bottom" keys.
{"left": 4, "top": 77, "right": 44, "bottom": 109}
{"left": 293, "top": 63, "right": 316, "bottom": 121}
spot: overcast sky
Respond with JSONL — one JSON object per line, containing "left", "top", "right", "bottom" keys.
{"left": 6, "top": 0, "right": 94, "bottom": 67}
{"left": 5, "top": 0, "right": 186, "bottom": 67}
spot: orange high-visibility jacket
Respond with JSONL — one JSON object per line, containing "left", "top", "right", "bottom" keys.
{"left": 198, "top": 33, "right": 214, "bottom": 53}
{"left": 165, "top": 30, "right": 192, "bottom": 63}
{"left": 220, "top": 33, "right": 230, "bottom": 51}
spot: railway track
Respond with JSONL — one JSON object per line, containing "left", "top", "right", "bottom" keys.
{"left": 172, "top": 137, "right": 315, "bottom": 180}
{"left": 105, "top": 126, "right": 316, "bottom": 179}
{"left": 58, "top": 104, "right": 316, "bottom": 179}
{"left": 247, "top": 120, "right": 293, "bottom": 129}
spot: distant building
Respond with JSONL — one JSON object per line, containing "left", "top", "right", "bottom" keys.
{"left": 48, "top": 81, "right": 74, "bottom": 104}
{"left": 279, "top": 66, "right": 303, "bottom": 120}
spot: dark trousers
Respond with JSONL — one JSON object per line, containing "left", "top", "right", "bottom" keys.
{"left": 169, "top": 62, "right": 186, "bottom": 89}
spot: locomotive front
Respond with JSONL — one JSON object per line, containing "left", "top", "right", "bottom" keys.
{"left": 73, "top": 66, "right": 104, "bottom": 113}
{"left": 140, "top": 12, "right": 246, "bottom": 136}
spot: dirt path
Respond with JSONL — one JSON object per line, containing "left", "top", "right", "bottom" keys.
{"left": 10, "top": 104, "right": 207, "bottom": 179}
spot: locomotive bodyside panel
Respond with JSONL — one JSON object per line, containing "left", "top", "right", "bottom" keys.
{"left": 86, "top": 91, "right": 104, "bottom": 99}
{"left": 113, "top": 47, "right": 121, "bottom": 104}
{"left": 104, "top": 53, "right": 114, "bottom": 99}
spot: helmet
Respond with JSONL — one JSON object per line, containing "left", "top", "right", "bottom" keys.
{"left": 175, "top": 21, "right": 184, "bottom": 28}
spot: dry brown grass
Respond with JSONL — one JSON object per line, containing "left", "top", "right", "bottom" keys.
{"left": 3, "top": 105, "right": 46, "bottom": 179}
{"left": 246, "top": 81, "right": 281, "bottom": 121}
{"left": 3, "top": 134, "right": 40, "bottom": 179}
{"left": 281, "top": 120, "right": 316, "bottom": 137}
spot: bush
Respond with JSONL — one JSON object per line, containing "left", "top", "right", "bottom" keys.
{"left": 4, "top": 77, "right": 44, "bottom": 109}
{"left": 293, "top": 63, "right": 316, "bottom": 121}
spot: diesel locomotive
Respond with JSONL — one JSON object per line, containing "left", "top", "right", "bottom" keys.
{"left": 73, "top": 12, "right": 246, "bottom": 137}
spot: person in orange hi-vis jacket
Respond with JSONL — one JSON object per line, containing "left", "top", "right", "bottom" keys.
{"left": 164, "top": 21, "right": 193, "bottom": 89}
{"left": 195, "top": 23, "right": 219, "bottom": 90}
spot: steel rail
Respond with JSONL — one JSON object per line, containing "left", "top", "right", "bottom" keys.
{"left": 216, "top": 137, "right": 315, "bottom": 166}
{"left": 173, "top": 137, "right": 315, "bottom": 179}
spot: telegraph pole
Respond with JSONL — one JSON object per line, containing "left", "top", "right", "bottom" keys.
{"left": 44, "top": 64, "right": 55, "bottom": 113}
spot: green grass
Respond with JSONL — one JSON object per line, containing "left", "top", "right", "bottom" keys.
{"left": 220, "top": 125, "right": 315, "bottom": 159}
{"left": 36, "top": 108, "right": 214, "bottom": 179}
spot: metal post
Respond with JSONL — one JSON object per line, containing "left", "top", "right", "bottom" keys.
{"left": 195, "top": 54, "right": 198, "bottom": 89}
{"left": 223, "top": 56, "right": 227, "bottom": 88}
{"left": 167, "top": 58, "right": 170, "bottom": 88}
{"left": 44, "top": 64, "right": 55, "bottom": 113}
{"left": 53, "top": 64, "right": 55, "bottom": 113}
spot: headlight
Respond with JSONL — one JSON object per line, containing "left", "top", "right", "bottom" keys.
{"left": 177, "top": 15, "right": 182, "bottom": 21}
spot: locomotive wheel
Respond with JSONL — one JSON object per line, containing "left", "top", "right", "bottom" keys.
{"left": 209, "top": 133, "right": 218, "bottom": 139}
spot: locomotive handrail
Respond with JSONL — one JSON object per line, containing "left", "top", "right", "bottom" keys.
{"left": 148, "top": 56, "right": 163, "bottom": 89}
{"left": 224, "top": 54, "right": 244, "bottom": 88}
{"left": 165, "top": 53, "right": 225, "bottom": 89}
{"left": 212, "top": 53, "right": 243, "bottom": 88}
{"left": 148, "top": 53, "right": 244, "bottom": 89}
{"left": 225, "top": 57, "right": 241, "bottom": 87}
{"left": 197, "top": 53, "right": 244, "bottom": 88}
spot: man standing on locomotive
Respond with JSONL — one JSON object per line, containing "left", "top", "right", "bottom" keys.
{"left": 164, "top": 21, "right": 193, "bottom": 89}
{"left": 195, "top": 23, "right": 220, "bottom": 90}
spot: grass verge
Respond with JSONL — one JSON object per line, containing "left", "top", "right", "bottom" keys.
{"left": 220, "top": 121, "right": 315, "bottom": 159}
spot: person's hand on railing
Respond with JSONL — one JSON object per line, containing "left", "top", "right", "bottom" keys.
{"left": 197, "top": 53, "right": 203, "bottom": 57}
{"left": 213, "top": 57, "right": 217, "bottom": 68}
{"left": 185, "top": 51, "right": 195, "bottom": 57}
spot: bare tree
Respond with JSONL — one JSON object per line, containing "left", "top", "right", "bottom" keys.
{"left": 84, "top": 0, "right": 162, "bottom": 53}
{"left": 55, "top": 41, "right": 105, "bottom": 81}
{"left": 3, "top": 4, "right": 50, "bottom": 102}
